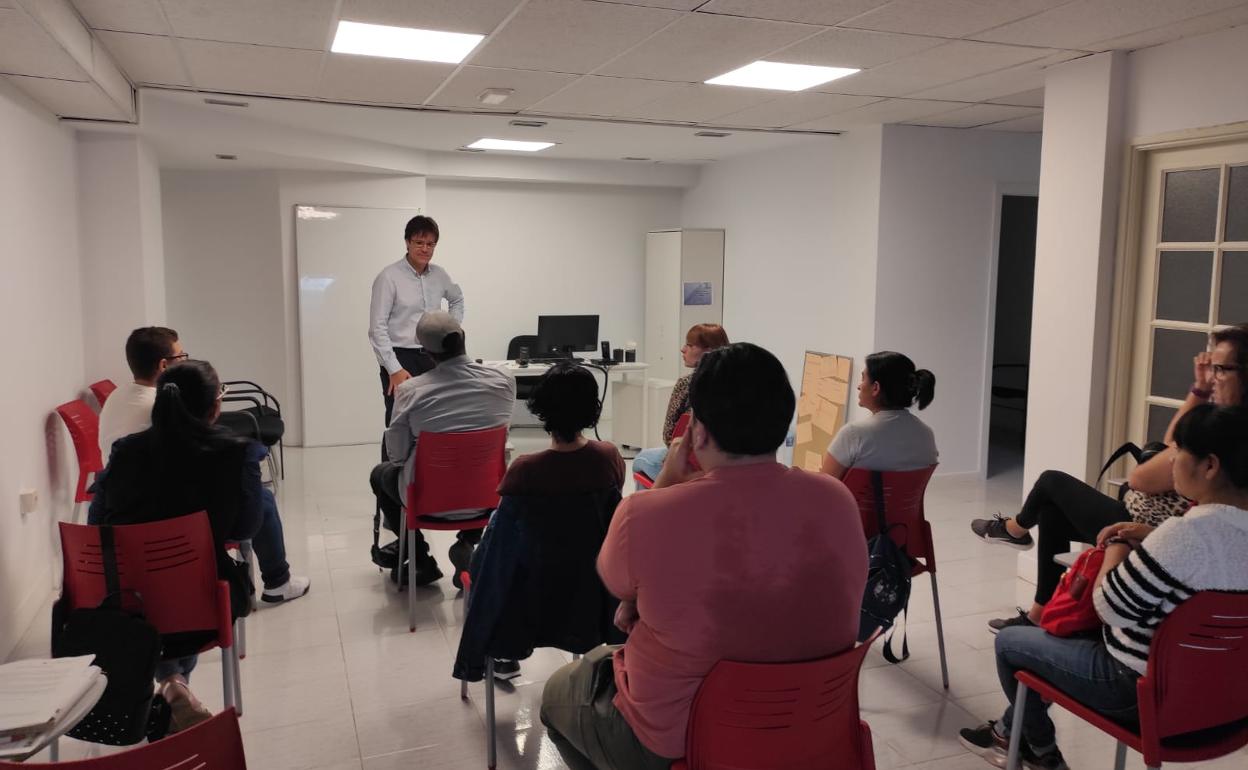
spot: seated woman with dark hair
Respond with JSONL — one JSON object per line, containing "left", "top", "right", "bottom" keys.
{"left": 821, "top": 350, "right": 938, "bottom": 479}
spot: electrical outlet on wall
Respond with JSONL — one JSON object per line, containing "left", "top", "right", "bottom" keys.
{"left": 19, "top": 488, "right": 38, "bottom": 515}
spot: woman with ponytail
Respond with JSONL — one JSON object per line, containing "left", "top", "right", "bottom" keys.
{"left": 821, "top": 351, "right": 938, "bottom": 479}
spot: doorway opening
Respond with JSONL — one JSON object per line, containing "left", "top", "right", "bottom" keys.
{"left": 988, "top": 194, "right": 1038, "bottom": 476}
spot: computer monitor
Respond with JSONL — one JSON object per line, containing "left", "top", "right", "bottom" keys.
{"left": 536, "top": 315, "right": 599, "bottom": 357}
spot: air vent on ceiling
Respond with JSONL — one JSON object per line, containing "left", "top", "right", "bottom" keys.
{"left": 622, "top": 156, "right": 652, "bottom": 161}
{"left": 215, "top": 154, "right": 237, "bottom": 160}
{"left": 204, "top": 98, "right": 249, "bottom": 108}
{"left": 509, "top": 119, "right": 548, "bottom": 128}
{"left": 694, "top": 131, "right": 731, "bottom": 138}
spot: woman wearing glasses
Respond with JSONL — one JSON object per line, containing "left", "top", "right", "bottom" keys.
{"left": 968, "top": 323, "right": 1247, "bottom": 635}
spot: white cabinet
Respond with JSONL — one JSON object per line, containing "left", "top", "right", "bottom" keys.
{"left": 644, "top": 229, "right": 725, "bottom": 381}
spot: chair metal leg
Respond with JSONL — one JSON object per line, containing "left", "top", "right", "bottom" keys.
{"left": 461, "top": 678, "right": 469, "bottom": 700}
{"left": 1006, "top": 680, "right": 1027, "bottom": 770}
{"left": 408, "top": 530, "right": 418, "bottom": 632}
{"left": 230, "top": 632, "right": 244, "bottom": 716}
{"left": 237, "top": 617, "right": 247, "bottom": 659}
{"left": 397, "top": 525, "right": 407, "bottom": 590}
{"left": 929, "top": 572, "right": 950, "bottom": 689}
{"left": 240, "top": 540, "right": 257, "bottom": 612}
{"left": 1114, "top": 741, "right": 1127, "bottom": 770}
{"left": 49, "top": 738, "right": 58, "bottom": 762}
{"left": 222, "top": 644, "right": 236, "bottom": 710}
{"left": 485, "top": 658, "right": 497, "bottom": 770}
{"left": 278, "top": 439, "right": 285, "bottom": 479}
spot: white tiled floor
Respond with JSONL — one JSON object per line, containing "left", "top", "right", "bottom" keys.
{"left": 12, "top": 429, "right": 1248, "bottom": 769}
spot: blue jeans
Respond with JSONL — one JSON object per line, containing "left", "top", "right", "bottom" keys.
{"left": 632, "top": 447, "right": 667, "bottom": 482}
{"left": 995, "top": 626, "right": 1140, "bottom": 750}
{"left": 253, "top": 488, "right": 290, "bottom": 589}
{"left": 154, "top": 655, "right": 197, "bottom": 682}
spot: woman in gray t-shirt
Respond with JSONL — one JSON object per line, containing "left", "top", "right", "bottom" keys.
{"left": 822, "top": 351, "right": 938, "bottom": 479}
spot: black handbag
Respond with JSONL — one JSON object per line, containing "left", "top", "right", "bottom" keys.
{"left": 1096, "top": 441, "right": 1168, "bottom": 501}
{"left": 51, "top": 525, "right": 169, "bottom": 745}
{"left": 857, "top": 473, "right": 916, "bottom": 663}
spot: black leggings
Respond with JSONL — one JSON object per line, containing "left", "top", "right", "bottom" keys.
{"left": 1016, "top": 470, "right": 1129, "bottom": 605}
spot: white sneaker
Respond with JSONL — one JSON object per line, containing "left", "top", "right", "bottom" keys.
{"left": 261, "top": 575, "right": 311, "bottom": 604}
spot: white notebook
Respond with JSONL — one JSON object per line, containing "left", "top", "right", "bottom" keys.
{"left": 0, "top": 656, "right": 101, "bottom": 736}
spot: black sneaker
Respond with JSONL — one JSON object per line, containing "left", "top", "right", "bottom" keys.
{"left": 971, "top": 514, "right": 1034, "bottom": 550}
{"left": 958, "top": 721, "right": 1009, "bottom": 766}
{"left": 492, "top": 659, "right": 521, "bottom": 681}
{"left": 449, "top": 540, "right": 474, "bottom": 590}
{"left": 1021, "top": 744, "right": 1069, "bottom": 770}
{"left": 371, "top": 539, "right": 400, "bottom": 569}
{"left": 988, "top": 608, "right": 1036, "bottom": 635}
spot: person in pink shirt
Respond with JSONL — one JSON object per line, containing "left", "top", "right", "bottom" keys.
{"left": 540, "top": 342, "right": 869, "bottom": 769}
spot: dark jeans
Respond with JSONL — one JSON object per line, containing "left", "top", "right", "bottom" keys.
{"left": 380, "top": 347, "right": 436, "bottom": 429}
{"left": 154, "top": 655, "right": 197, "bottom": 682}
{"left": 254, "top": 488, "right": 290, "bottom": 589}
{"left": 368, "top": 460, "right": 481, "bottom": 560}
{"left": 1015, "top": 470, "right": 1130, "bottom": 605}
{"left": 995, "top": 626, "right": 1139, "bottom": 751}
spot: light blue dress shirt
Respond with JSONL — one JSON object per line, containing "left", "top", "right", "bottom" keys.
{"left": 369, "top": 258, "right": 465, "bottom": 374}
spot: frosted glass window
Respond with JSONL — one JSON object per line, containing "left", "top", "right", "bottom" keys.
{"left": 1147, "top": 404, "right": 1176, "bottom": 444}
{"left": 1161, "top": 168, "right": 1220, "bottom": 243}
{"left": 1220, "top": 251, "right": 1248, "bottom": 325}
{"left": 1228, "top": 166, "right": 1248, "bottom": 242}
{"left": 1155, "top": 251, "right": 1212, "bottom": 322}
{"left": 1150, "top": 328, "right": 1208, "bottom": 400}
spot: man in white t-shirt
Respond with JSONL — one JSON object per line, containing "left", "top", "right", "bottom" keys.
{"left": 98, "top": 327, "right": 187, "bottom": 458}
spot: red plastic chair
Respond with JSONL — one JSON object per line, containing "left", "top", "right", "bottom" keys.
{"left": 841, "top": 465, "right": 947, "bottom": 689}
{"left": 1006, "top": 591, "right": 1248, "bottom": 770}
{"left": 1, "top": 708, "right": 247, "bottom": 769}
{"left": 399, "top": 426, "right": 508, "bottom": 631}
{"left": 58, "top": 512, "right": 243, "bottom": 713}
{"left": 672, "top": 641, "right": 878, "bottom": 770}
{"left": 88, "top": 379, "right": 117, "bottom": 409}
{"left": 55, "top": 400, "right": 104, "bottom": 523}
{"left": 633, "top": 412, "right": 694, "bottom": 490}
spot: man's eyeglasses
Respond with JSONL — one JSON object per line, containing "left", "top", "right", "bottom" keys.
{"left": 218, "top": 383, "right": 230, "bottom": 400}
{"left": 1212, "top": 363, "right": 1243, "bottom": 378}
{"left": 163, "top": 352, "right": 190, "bottom": 363}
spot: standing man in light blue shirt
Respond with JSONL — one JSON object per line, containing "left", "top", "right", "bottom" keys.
{"left": 369, "top": 215, "right": 465, "bottom": 426}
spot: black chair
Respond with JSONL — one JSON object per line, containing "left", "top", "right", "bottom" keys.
{"left": 507, "top": 335, "right": 539, "bottom": 400}
{"left": 216, "top": 380, "right": 285, "bottom": 480}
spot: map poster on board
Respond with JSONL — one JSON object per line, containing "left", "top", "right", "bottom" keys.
{"left": 792, "top": 350, "right": 853, "bottom": 471}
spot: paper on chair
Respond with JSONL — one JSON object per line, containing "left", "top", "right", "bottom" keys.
{"left": 803, "top": 451, "right": 823, "bottom": 472}
{"left": 0, "top": 657, "right": 99, "bottom": 735}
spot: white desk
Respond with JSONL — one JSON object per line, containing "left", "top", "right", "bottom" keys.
{"left": 485, "top": 360, "right": 651, "bottom": 445}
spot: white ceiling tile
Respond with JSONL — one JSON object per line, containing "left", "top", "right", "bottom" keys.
{"left": 904, "top": 102, "right": 1039, "bottom": 127}
{"left": 95, "top": 30, "right": 189, "bottom": 86}
{"left": 470, "top": 0, "right": 681, "bottom": 74}
{"left": 427, "top": 66, "right": 579, "bottom": 111}
{"left": 714, "top": 91, "right": 881, "bottom": 127}
{"left": 981, "top": 112, "right": 1044, "bottom": 132}
{"left": 596, "top": 13, "right": 815, "bottom": 82}
{"left": 815, "top": 39, "right": 1056, "bottom": 96}
{"left": 769, "top": 27, "right": 945, "bottom": 69}
{"left": 625, "top": 83, "right": 780, "bottom": 123}
{"left": 792, "top": 97, "right": 965, "bottom": 128}
{"left": 988, "top": 87, "right": 1044, "bottom": 107}
{"left": 699, "top": 0, "right": 891, "bottom": 26}
{"left": 1090, "top": 3, "right": 1248, "bottom": 51}
{"left": 162, "top": 0, "right": 339, "bottom": 50}
{"left": 905, "top": 50, "right": 1077, "bottom": 101}
{"left": 842, "top": 0, "right": 1070, "bottom": 39}
{"left": 180, "top": 40, "right": 323, "bottom": 97}
{"left": 0, "top": 9, "right": 87, "bottom": 80}
{"left": 318, "top": 52, "right": 454, "bottom": 105}
{"left": 6, "top": 74, "right": 129, "bottom": 119}
{"left": 974, "top": 0, "right": 1247, "bottom": 51}
{"left": 591, "top": 0, "right": 706, "bottom": 9}
{"left": 339, "top": 0, "right": 522, "bottom": 35}
{"left": 73, "top": 0, "right": 168, "bottom": 34}
{"left": 524, "top": 75, "right": 688, "bottom": 116}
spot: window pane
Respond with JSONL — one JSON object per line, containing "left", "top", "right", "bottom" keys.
{"left": 1155, "top": 251, "right": 1212, "bottom": 322}
{"left": 1220, "top": 251, "right": 1248, "bottom": 325}
{"left": 1150, "top": 328, "right": 1207, "bottom": 400}
{"left": 1161, "top": 168, "right": 1220, "bottom": 243}
{"left": 1147, "top": 404, "right": 1177, "bottom": 444}
{"left": 1228, "top": 165, "right": 1248, "bottom": 242}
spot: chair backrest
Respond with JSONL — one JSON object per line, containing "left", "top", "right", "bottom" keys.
{"left": 56, "top": 399, "right": 104, "bottom": 503}
{"left": 407, "top": 426, "right": 507, "bottom": 520}
{"left": 683, "top": 643, "right": 875, "bottom": 770}
{"left": 0, "top": 708, "right": 247, "bottom": 769}
{"left": 841, "top": 466, "right": 938, "bottom": 569}
{"left": 507, "top": 334, "right": 539, "bottom": 360}
{"left": 88, "top": 379, "right": 117, "bottom": 408}
{"left": 59, "top": 512, "right": 229, "bottom": 640}
{"left": 1140, "top": 591, "right": 1248, "bottom": 743}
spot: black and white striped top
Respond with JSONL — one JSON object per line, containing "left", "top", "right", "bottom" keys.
{"left": 1092, "top": 504, "right": 1248, "bottom": 674}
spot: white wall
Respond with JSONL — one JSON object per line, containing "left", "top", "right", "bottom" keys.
{"left": 875, "top": 124, "right": 1042, "bottom": 475}
{"left": 1125, "top": 25, "right": 1248, "bottom": 140}
{"left": 0, "top": 81, "right": 84, "bottom": 660}
{"left": 680, "top": 132, "right": 883, "bottom": 413}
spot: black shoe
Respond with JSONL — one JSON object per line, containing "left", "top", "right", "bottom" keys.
{"left": 971, "top": 514, "right": 1034, "bottom": 550}
{"left": 958, "top": 721, "right": 1009, "bottom": 766}
{"left": 449, "top": 540, "right": 474, "bottom": 590}
{"left": 391, "top": 556, "right": 443, "bottom": 587}
{"left": 371, "top": 539, "right": 399, "bottom": 569}
{"left": 492, "top": 659, "right": 520, "bottom": 681}
{"left": 1021, "top": 744, "right": 1069, "bottom": 770}
{"left": 988, "top": 608, "right": 1037, "bottom": 635}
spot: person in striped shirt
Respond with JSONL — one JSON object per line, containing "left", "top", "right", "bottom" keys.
{"left": 958, "top": 403, "right": 1248, "bottom": 769}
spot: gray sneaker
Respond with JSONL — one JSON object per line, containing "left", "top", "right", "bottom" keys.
{"left": 971, "top": 514, "right": 1034, "bottom": 550}
{"left": 988, "top": 608, "right": 1036, "bottom": 635}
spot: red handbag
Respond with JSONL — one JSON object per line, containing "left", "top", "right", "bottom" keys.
{"left": 1040, "top": 546, "right": 1108, "bottom": 637}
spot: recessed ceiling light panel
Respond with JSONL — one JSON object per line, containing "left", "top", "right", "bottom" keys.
{"left": 706, "top": 61, "right": 859, "bottom": 92}
{"left": 331, "top": 20, "right": 484, "bottom": 64}
{"left": 467, "top": 138, "right": 555, "bottom": 152}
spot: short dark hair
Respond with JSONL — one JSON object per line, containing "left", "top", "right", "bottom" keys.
{"left": 865, "top": 351, "right": 936, "bottom": 410}
{"left": 125, "top": 326, "right": 179, "bottom": 380}
{"left": 527, "top": 363, "right": 601, "bottom": 443}
{"left": 689, "top": 342, "right": 794, "bottom": 456}
{"left": 404, "top": 215, "right": 439, "bottom": 243}
{"left": 1174, "top": 403, "right": 1248, "bottom": 489}
{"left": 430, "top": 331, "right": 465, "bottom": 363}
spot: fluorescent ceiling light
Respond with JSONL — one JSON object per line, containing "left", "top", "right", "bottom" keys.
{"left": 706, "top": 61, "right": 859, "bottom": 91}
{"left": 331, "top": 20, "right": 483, "bottom": 64}
{"left": 467, "top": 138, "right": 555, "bottom": 152}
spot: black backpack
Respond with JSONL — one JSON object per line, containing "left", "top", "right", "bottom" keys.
{"left": 51, "top": 525, "right": 170, "bottom": 745}
{"left": 857, "top": 472, "right": 916, "bottom": 663}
